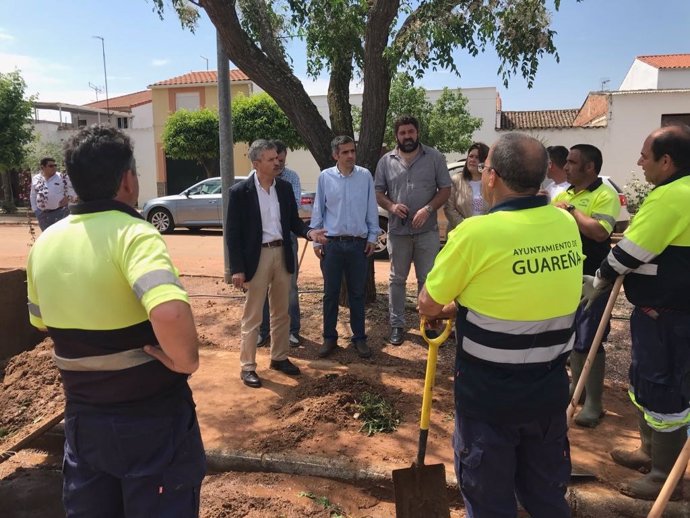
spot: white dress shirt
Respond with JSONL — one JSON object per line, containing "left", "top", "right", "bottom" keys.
{"left": 253, "top": 173, "right": 282, "bottom": 243}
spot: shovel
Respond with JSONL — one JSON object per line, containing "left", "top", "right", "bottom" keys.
{"left": 393, "top": 317, "right": 453, "bottom": 518}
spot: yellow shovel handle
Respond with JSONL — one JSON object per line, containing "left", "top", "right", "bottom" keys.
{"left": 419, "top": 318, "right": 453, "bottom": 431}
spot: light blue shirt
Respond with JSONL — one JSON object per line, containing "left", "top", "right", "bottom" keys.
{"left": 310, "top": 165, "right": 380, "bottom": 247}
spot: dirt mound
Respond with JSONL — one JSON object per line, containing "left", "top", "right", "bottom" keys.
{"left": 0, "top": 338, "right": 63, "bottom": 445}
{"left": 248, "top": 373, "right": 407, "bottom": 453}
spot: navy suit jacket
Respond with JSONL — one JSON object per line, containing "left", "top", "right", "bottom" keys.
{"left": 226, "top": 175, "right": 311, "bottom": 282}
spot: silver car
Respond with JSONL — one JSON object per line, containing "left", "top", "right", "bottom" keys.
{"left": 141, "top": 176, "right": 313, "bottom": 233}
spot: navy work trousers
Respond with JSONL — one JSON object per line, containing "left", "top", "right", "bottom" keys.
{"left": 573, "top": 286, "right": 611, "bottom": 353}
{"left": 454, "top": 412, "right": 571, "bottom": 518}
{"left": 320, "top": 238, "right": 368, "bottom": 341}
{"left": 62, "top": 400, "right": 206, "bottom": 518}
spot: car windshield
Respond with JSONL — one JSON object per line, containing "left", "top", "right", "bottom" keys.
{"left": 187, "top": 180, "right": 221, "bottom": 195}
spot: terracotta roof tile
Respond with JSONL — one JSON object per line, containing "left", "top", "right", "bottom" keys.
{"left": 150, "top": 70, "right": 250, "bottom": 87}
{"left": 84, "top": 90, "right": 151, "bottom": 111}
{"left": 499, "top": 109, "right": 579, "bottom": 130}
{"left": 637, "top": 54, "right": 690, "bottom": 69}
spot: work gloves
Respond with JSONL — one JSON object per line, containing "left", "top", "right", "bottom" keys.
{"left": 581, "top": 272, "right": 610, "bottom": 311}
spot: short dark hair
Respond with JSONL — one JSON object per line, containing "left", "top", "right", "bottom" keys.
{"left": 64, "top": 125, "right": 134, "bottom": 202}
{"left": 394, "top": 115, "right": 419, "bottom": 135}
{"left": 651, "top": 124, "right": 690, "bottom": 171}
{"left": 40, "top": 157, "right": 56, "bottom": 167}
{"left": 570, "top": 144, "right": 603, "bottom": 174}
{"left": 272, "top": 139, "right": 288, "bottom": 155}
{"left": 331, "top": 135, "right": 355, "bottom": 155}
{"left": 546, "top": 145, "right": 568, "bottom": 169}
{"left": 462, "top": 142, "right": 490, "bottom": 180}
{"left": 491, "top": 133, "right": 548, "bottom": 193}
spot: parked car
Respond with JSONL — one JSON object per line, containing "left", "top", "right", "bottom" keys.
{"left": 141, "top": 176, "right": 314, "bottom": 233}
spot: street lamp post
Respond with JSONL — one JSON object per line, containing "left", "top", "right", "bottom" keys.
{"left": 92, "top": 36, "right": 110, "bottom": 122}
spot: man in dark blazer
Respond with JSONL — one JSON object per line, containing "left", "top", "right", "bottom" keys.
{"left": 226, "top": 139, "right": 326, "bottom": 388}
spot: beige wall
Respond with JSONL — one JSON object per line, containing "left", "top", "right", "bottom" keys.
{"left": 150, "top": 82, "right": 253, "bottom": 195}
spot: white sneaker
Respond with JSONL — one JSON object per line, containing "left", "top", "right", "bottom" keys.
{"left": 289, "top": 333, "right": 300, "bottom": 346}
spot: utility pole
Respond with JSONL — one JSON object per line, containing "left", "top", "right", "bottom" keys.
{"left": 88, "top": 82, "right": 103, "bottom": 124}
{"left": 92, "top": 36, "right": 110, "bottom": 122}
{"left": 217, "top": 33, "right": 234, "bottom": 283}
{"left": 201, "top": 55, "right": 209, "bottom": 71}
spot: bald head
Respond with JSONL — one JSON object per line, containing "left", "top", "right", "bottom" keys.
{"left": 490, "top": 133, "right": 548, "bottom": 193}
{"left": 650, "top": 124, "right": 690, "bottom": 170}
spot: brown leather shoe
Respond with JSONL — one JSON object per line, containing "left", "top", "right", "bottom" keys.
{"left": 318, "top": 338, "right": 338, "bottom": 358}
{"left": 270, "top": 358, "right": 301, "bottom": 375}
{"left": 240, "top": 370, "right": 262, "bottom": 388}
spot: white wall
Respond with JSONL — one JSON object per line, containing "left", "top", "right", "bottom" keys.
{"left": 131, "top": 103, "right": 153, "bottom": 129}
{"left": 619, "top": 60, "right": 659, "bottom": 90}
{"left": 128, "top": 127, "right": 156, "bottom": 205}
{"left": 657, "top": 69, "right": 690, "bottom": 90}
{"left": 287, "top": 87, "right": 500, "bottom": 192}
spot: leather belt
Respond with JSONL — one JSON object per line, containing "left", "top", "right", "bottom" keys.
{"left": 261, "top": 239, "right": 283, "bottom": 248}
{"left": 327, "top": 236, "right": 365, "bottom": 242}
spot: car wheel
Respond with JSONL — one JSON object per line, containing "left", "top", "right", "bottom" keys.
{"left": 374, "top": 216, "right": 389, "bottom": 260}
{"left": 148, "top": 208, "right": 175, "bottom": 234}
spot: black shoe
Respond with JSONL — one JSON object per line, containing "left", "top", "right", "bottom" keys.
{"left": 389, "top": 327, "right": 404, "bottom": 346}
{"left": 270, "top": 358, "right": 301, "bottom": 375}
{"left": 289, "top": 333, "right": 301, "bottom": 347}
{"left": 353, "top": 339, "right": 372, "bottom": 358}
{"left": 318, "top": 338, "right": 338, "bottom": 358}
{"left": 257, "top": 334, "right": 269, "bottom": 347}
{"left": 240, "top": 370, "right": 262, "bottom": 388}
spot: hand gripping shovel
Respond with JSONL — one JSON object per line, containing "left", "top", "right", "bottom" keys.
{"left": 393, "top": 318, "right": 453, "bottom": 518}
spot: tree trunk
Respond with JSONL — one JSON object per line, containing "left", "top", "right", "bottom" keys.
{"left": 0, "top": 168, "right": 16, "bottom": 213}
{"left": 202, "top": 0, "right": 335, "bottom": 170}
{"left": 327, "top": 52, "right": 355, "bottom": 138}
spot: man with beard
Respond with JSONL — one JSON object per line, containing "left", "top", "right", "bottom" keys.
{"left": 375, "top": 115, "right": 451, "bottom": 346}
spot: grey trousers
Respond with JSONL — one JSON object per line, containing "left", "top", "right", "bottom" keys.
{"left": 387, "top": 231, "right": 440, "bottom": 328}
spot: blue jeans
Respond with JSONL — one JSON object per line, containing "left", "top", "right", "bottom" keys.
{"left": 259, "top": 234, "right": 300, "bottom": 337}
{"left": 320, "top": 238, "right": 368, "bottom": 341}
{"left": 454, "top": 412, "right": 571, "bottom": 518}
{"left": 62, "top": 400, "right": 206, "bottom": 518}
{"left": 36, "top": 206, "right": 69, "bottom": 230}
{"left": 387, "top": 231, "right": 440, "bottom": 328}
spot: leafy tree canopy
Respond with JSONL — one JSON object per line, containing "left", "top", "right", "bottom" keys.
{"left": 354, "top": 73, "right": 482, "bottom": 153}
{"left": 0, "top": 70, "right": 35, "bottom": 211}
{"left": 162, "top": 108, "right": 220, "bottom": 178}
{"left": 151, "top": 0, "right": 572, "bottom": 174}
{"left": 232, "top": 92, "right": 305, "bottom": 149}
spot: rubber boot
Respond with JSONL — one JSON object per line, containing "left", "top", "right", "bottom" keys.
{"left": 619, "top": 426, "right": 687, "bottom": 501}
{"left": 610, "top": 410, "right": 652, "bottom": 473}
{"left": 574, "top": 350, "right": 605, "bottom": 428}
{"left": 568, "top": 350, "right": 586, "bottom": 405}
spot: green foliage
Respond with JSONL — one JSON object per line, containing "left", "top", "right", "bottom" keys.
{"left": 22, "top": 137, "right": 65, "bottom": 172}
{"left": 623, "top": 172, "right": 653, "bottom": 215}
{"left": 232, "top": 93, "right": 305, "bottom": 149}
{"left": 298, "top": 491, "right": 347, "bottom": 517}
{"left": 354, "top": 73, "right": 481, "bottom": 153}
{"left": 162, "top": 108, "right": 220, "bottom": 177}
{"left": 353, "top": 391, "right": 401, "bottom": 436}
{"left": 0, "top": 71, "right": 35, "bottom": 212}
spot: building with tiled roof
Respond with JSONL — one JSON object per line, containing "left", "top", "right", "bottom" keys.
{"left": 149, "top": 70, "right": 250, "bottom": 88}
{"left": 85, "top": 90, "right": 152, "bottom": 112}
{"left": 620, "top": 53, "right": 690, "bottom": 91}
{"left": 498, "top": 109, "right": 579, "bottom": 130}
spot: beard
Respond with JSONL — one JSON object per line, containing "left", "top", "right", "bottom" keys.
{"left": 397, "top": 137, "right": 419, "bottom": 153}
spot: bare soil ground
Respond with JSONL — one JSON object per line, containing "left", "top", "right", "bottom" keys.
{"left": 1, "top": 225, "right": 684, "bottom": 517}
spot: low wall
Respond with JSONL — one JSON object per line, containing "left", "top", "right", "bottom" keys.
{"left": 0, "top": 269, "right": 44, "bottom": 360}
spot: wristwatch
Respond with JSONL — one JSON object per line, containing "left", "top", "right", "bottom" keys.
{"left": 565, "top": 204, "right": 576, "bottom": 213}
{"left": 424, "top": 204, "right": 434, "bottom": 214}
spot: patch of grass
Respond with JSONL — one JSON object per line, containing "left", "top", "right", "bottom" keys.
{"left": 298, "top": 491, "right": 347, "bottom": 517}
{"left": 353, "top": 391, "right": 401, "bottom": 436}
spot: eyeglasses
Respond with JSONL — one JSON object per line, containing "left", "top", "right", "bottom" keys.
{"left": 478, "top": 163, "right": 500, "bottom": 177}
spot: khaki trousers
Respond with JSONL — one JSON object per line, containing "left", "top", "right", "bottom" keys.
{"left": 240, "top": 246, "right": 291, "bottom": 371}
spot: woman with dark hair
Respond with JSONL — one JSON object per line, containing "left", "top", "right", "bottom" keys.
{"left": 444, "top": 142, "right": 490, "bottom": 232}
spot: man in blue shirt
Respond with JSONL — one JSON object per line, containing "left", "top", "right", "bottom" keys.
{"left": 258, "top": 140, "right": 304, "bottom": 347}
{"left": 310, "top": 136, "right": 380, "bottom": 358}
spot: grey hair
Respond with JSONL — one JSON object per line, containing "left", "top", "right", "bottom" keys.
{"left": 331, "top": 135, "right": 355, "bottom": 155}
{"left": 248, "top": 139, "right": 276, "bottom": 162}
{"left": 491, "top": 133, "right": 547, "bottom": 192}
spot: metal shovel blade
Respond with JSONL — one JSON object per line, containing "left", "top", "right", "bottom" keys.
{"left": 393, "top": 462, "right": 450, "bottom": 518}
